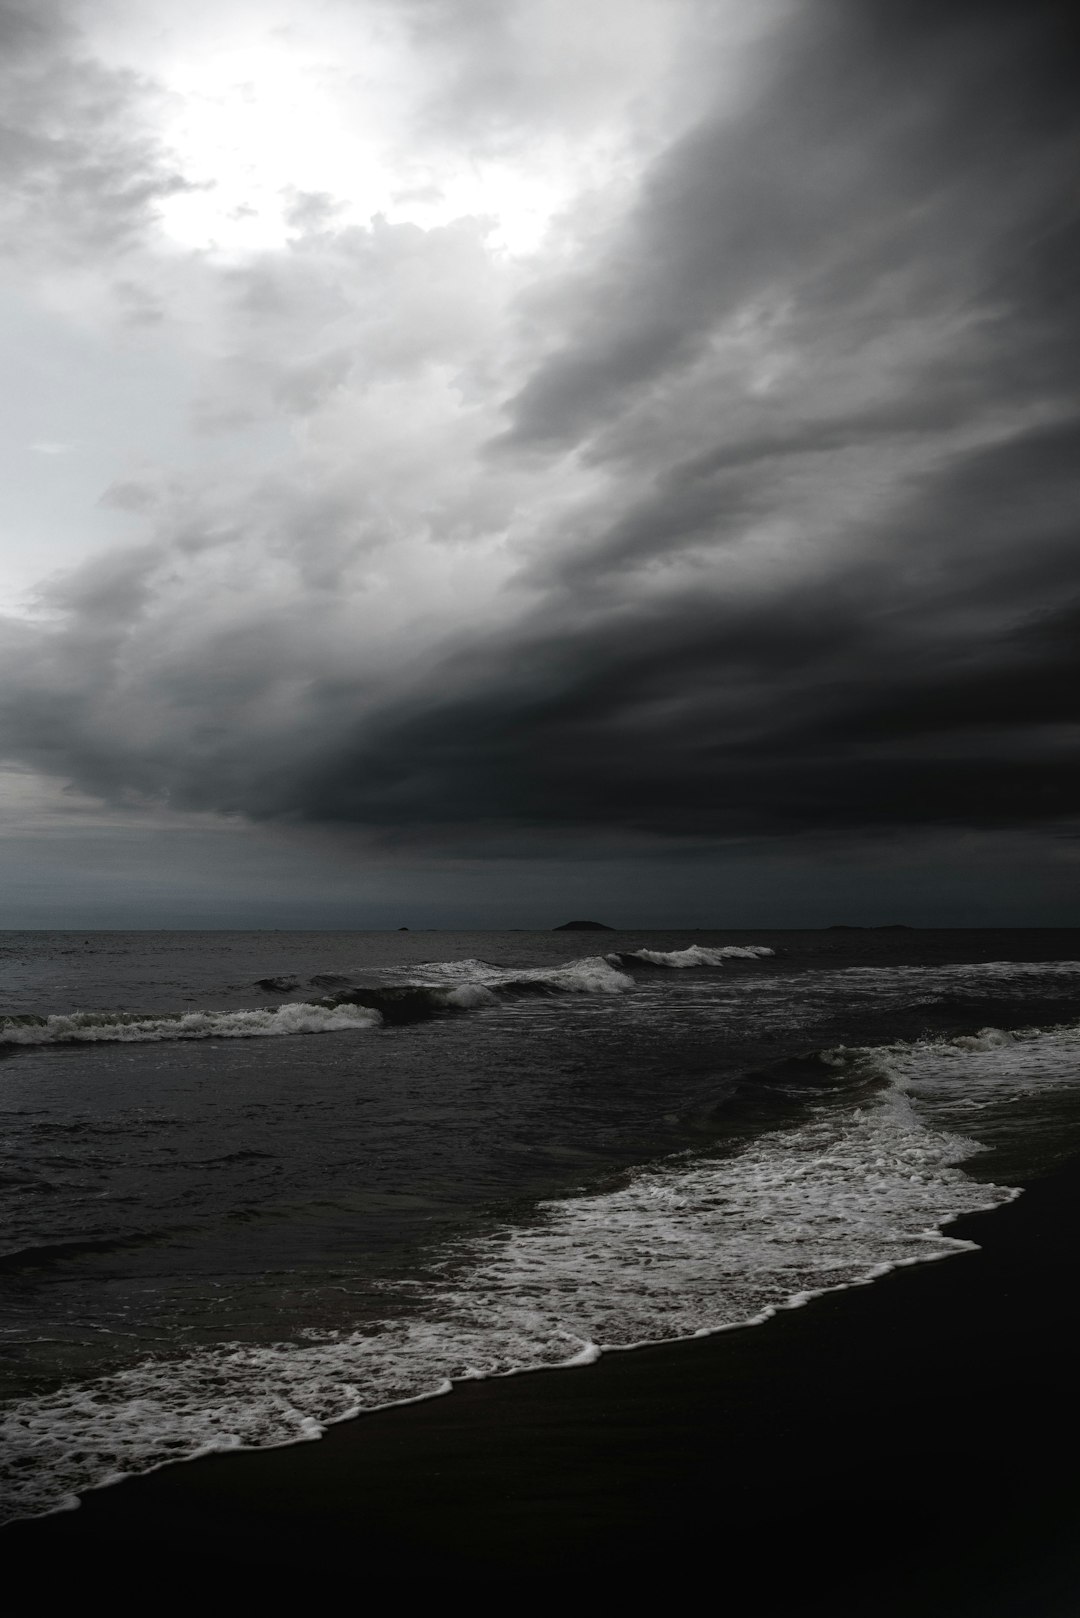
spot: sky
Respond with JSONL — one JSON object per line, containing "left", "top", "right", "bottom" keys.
{"left": 0, "top": 0, "right": 1078, "bottom": 928}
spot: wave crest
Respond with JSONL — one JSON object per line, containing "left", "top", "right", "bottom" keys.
{"left": 621, "top": 944, "right": 775, "bottom": 968}
{"left": 0, "top": 1002, "right": 381, "bottom": 1048}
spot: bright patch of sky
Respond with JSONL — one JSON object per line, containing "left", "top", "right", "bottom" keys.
{"left": 84, "top": 0, "right": 726, "bottom": 258}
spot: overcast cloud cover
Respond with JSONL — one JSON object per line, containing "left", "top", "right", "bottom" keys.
{"left": 1, "top": 0, "right": 1078, "bottom": 926}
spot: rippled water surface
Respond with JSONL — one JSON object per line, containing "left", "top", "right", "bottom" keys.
{"left": 2, "top": 928, "right": 1079, "bottom": 1523}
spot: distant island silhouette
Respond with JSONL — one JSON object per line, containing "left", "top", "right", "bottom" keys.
{"left": 553, "top": 920, "right": 615, "bottom": 932}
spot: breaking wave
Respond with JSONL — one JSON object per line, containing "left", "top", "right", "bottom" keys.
{"left": 820, "top": 1018, "right": 1080, "bottom": 1114}
{"left": 0, "top": 1002, "right": 382, "bottom": 1048}
{"left": 620, "top": 944, "right": 775, "bottom": 968}
{"left": 2, "top": 952, "right": 1070, "bottom": 1053}
{"left": 397, "top": 953, "right": 635, "bottom": 998}
{"left": 0, "top": 955, "right": 644, "bottom": 1052}
{"left": 0, "top": 954, "right": 650, "bottom": 1050}
{"left": 304, "top": 955, "right": 641, "bottom": 1019}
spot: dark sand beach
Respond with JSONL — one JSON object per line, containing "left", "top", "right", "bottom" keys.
{"left": 7, "top": 1156, "right": 1080, "bottom": 1615}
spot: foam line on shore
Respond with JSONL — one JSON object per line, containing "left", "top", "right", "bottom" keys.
{"left": 10, "top": 1019, "right": 1074, "bottom": 1527}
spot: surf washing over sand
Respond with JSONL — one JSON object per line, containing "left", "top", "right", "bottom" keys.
{"left": 1, "top": 930, "right": 1078, "bottom": 1526}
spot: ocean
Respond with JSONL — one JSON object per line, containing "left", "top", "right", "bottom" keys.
{"left": 2, "top": 926, "right": 1080, "bottom": 1529}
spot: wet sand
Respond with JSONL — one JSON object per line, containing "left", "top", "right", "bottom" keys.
{"left": 7, "top": 1164, "right": 1080, "bottom": 1613}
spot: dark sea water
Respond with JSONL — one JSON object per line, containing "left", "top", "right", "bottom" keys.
{"left": 2, "top": 927, "right": 1080, "bottom": 1525}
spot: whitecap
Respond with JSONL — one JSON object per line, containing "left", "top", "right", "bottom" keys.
{"left": 0, "top": 1002, "right": 381, "bottom": 1048}
{"left": 628, "top": 944, "right": 775, "bottom": 968}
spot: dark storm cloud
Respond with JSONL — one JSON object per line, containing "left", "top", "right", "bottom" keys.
{"left": 1, "top": 0, "right": 1079, "bottom": 859}
{"left": 286, "top": 420, "right": 1080, "bottom": 840}
{"left": 500, "top": 0, "right": 1079, "bottom": 453}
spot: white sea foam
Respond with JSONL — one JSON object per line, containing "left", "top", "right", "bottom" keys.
{"left": 526, "top": 956, "right": 636, "bottom": 993}
{"left": 22, "top": 950, "right": 1053, "bottom": 1054}
{"left": 822, "top": 1020, "right": 1080, "bottom": 1114}
{"left": 627, "top": 945, "right": 775, "bottom": 968}
{"left": 0, "top": 1002, "right": 382, "bottom": 1047}
{"left": 8, "top": 1018, "right": 1075, "bottom": 1526}
{"left": 441, "top": 983, "right": 500, "bottom": 1009}
{"left": 403, "top": 954, "right": 636, "bottom": 997}
{"left": 0, "top": 953, "right": 633, "bottom": 1052}
{"left": 0, "top": 951, "right": 663, "bottom": 1056}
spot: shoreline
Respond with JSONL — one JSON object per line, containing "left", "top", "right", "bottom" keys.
{"left": 7, "top": 1159, "right": 1080, "bottom": 1611}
